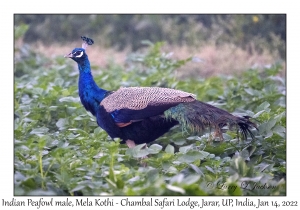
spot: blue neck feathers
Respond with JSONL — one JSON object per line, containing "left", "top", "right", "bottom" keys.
{"left": 77, "top": 56, "right": 108, "bottom": 116}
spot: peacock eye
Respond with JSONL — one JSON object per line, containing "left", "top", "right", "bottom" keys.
{"left": 74, "top": 51, "right": 83, "bottom": 58}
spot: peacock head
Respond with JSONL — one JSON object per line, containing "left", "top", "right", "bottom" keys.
{"left": 64, "top": 36, "right": 94, "bottom": 63}
{"left": 64, "top": 48, "right": 87, "bottom": 62}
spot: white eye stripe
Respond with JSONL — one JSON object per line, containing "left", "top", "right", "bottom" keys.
{"left": 75, "top": 51, "right": 84, "bottom": 58}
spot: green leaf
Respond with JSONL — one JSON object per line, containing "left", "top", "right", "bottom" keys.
{"left": 147, "top": 169, "right": 159, "bottom": 182}
{"left": 30, "top": 127, "right": 49, "bottom": 135}
{"left": 273, "top": 125, "right": 285, "bottom": 133}
{"left": 179, "top": 145, "right": 193, "bottom": 153}
{"left": 165, "top": 144, "right": 175, "bottom": 154}
{"left": 177, "top": 151, "right": 209, "bottom": 163}
{"left": 105, "top": 178, "right": 117, "bottom": 188}
{"left": 166, "top": 184, "right": 185, "bottom": 194}
{"left": 182, "top": 174, "right": 201, "bottom": 185}
{"left": 21, "top": 178, "right": 36, "bottom": 188}
{"left": 189, "top": 164, "right": 204, "bottom": 175}
{"left": 205, "top": 166, "right": 215, "bottom": 174}
{"left": 244, "top": 88, "right": 259, "bottom": 96}
{"left": 240, "top": 150, "right": 250, "bottom": 160}
{"left": 71, "top": 185, "right": 86, "bottom": 192}
{"left": 255, "top": 101, "right": 270, "bottom": 112}
{"left": 56, "top": 118, "right": 69, "bottom": 130}
{"left": 253, "top": 110, "right": 265, "bottom": 118}
{"left": 148, "top": 144, "right": 163, "bottom": 154}
{"left": 126, "top": 144, "right": 149, "bottom": 158}
{"left": 258, "top": 118, "right": 277, "bottom": 134}
{"left": 49, "top": 106, "right": 58, "bottom": 111}
{"left": 232, "top": 157, "right": 248, "bottom": 176}
{"left": 94, "top": 127, "right": 103, "bottom": 135}
{"left": 109, "top": 166, "right": 116, "bottom": 183}
{"left": 116, "top": 178, "right": 125, "bottom": 189}
{"left": 171, "top": 138, "right": 186, "bottom": 145}
{"left": 59, "top": 96, "right": 79, "bottom": 103}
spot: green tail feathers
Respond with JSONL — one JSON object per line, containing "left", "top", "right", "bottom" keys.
{"left": 164, "top": 101, "right": 257, "bottom": 140}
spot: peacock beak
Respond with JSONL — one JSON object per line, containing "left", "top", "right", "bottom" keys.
{"left": 64, "top": 53, "right": 73, "bottom": 58}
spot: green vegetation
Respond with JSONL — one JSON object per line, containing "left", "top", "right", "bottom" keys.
{"left": 15, "top": 14, "right": 285, "bottom": 80}
{"left": 15, "top": 14, "right": 285, "bottom": 58}
{"left": 14, "top": 28, "right": 286, "bottom": 195}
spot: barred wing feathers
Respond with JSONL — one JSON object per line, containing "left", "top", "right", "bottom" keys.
{"left": 100, "top": 87, "right": 196, "bottom": 124}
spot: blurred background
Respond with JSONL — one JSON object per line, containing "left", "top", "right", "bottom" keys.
{"left": 14, "top": 14, "right": 286, "bottom": 77}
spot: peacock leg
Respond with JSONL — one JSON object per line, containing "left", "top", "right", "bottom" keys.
{"left": 214, "top": 128, "right": 224, "bottom": 141}
{"left": 208, "top": 128, "right": 224, "bottom": 142}
{"left": 125, "top": 139, "right": 136, "bottom": 148}
{"left": 126, "top": 139, "right": 148, "bottom": 166}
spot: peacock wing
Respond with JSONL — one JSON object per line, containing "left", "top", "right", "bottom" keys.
{"left": 100, "top": 87, "right": 196, "bottom": 126}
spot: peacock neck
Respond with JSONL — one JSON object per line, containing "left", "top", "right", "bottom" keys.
{"left": 77, "top": 58, "right": 108, "bottom": 116}
{"left": 77, "top": 57, "right": 92, "bottom": 73}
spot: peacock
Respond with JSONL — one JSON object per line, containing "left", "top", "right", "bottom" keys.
{"left": 64, "top": 36, "right": 257, "bottom": 148}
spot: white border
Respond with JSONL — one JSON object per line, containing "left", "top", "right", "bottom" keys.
{"left": 3, "top": 1, "right": 299, "bottom": 209}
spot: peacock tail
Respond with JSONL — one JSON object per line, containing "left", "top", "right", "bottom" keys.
{"left": 164, "top": 100, "right": 257, "bottom": 140}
